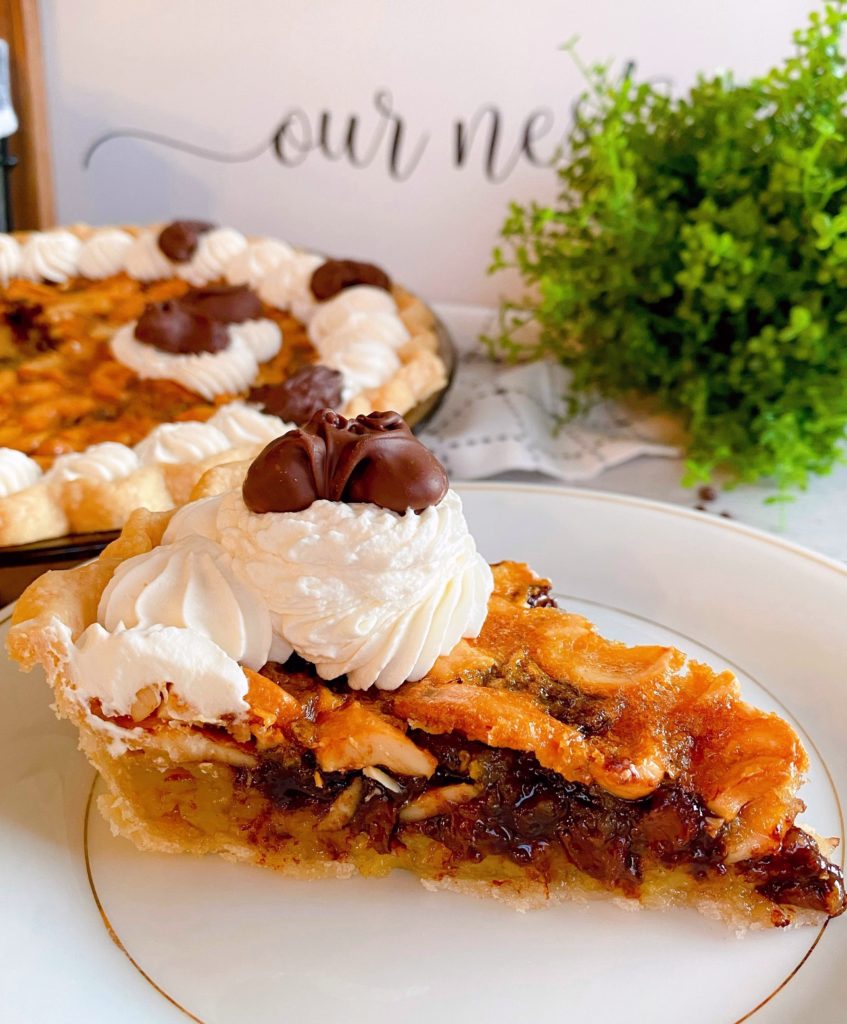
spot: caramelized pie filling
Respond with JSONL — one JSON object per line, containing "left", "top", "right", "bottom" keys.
{"left": 74, "top": 559, "right": 844, "bottom": 925}
{"left": 232, "top": 729, "right": 844, "bottom": 918}
{"left": 0, "top": 276, "right": 315, "bottom": 462}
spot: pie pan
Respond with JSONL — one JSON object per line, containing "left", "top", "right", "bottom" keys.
{"left": 0, "top": 317, "right": 455, "bottom": 583}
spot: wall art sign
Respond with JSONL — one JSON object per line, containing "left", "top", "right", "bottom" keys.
{"left": 40, "top": 0, "right": 809, "bottom": 303}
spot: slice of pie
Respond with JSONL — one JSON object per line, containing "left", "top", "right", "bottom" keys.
{"left": 7, "top": 411, "right": 845, "bottom": 929}
{"left": 0, "top": 222, "right": 446, "bottom": 544}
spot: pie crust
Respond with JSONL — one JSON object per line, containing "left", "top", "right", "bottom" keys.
{"left": 60, "top": 465, "right": 172, "bottom": 534}
{"left": 0, "top": 225, "right": 447, "bottom": 544}
{"left": 8, "top": 506, "right": 845, "bottom": 929}
{"left": 0, "top": 479, "right": 68, "bottom": 546}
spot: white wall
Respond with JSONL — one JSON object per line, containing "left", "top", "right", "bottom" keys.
{"left": 39, "top": 0, "right": 816, "bottom": 304}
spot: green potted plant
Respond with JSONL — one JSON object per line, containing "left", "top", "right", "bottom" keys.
{"left": 489, "top": 1, "right": 847, "bottom": 496}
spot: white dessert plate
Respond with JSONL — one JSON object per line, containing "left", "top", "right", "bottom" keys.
{"left": 1, "top": 482, "right": 845, "bottom": 1024}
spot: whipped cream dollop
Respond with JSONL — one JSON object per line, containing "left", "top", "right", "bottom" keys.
{"left": 0, "top": 234, "right": 22, "bottom": 285}
{"left": 0, "top": 448, "right": 42, "bottom": 496}
{"left": 225, "top": 238, "right": 293, "bottom": 288}
{"left": 208, "top": 401, "right": 291, "bottom": 446}
{"left": 47, "top": 442, "right": 140, "bottom": 484}
{"left": 110, "top": 318, "right": 282, "bottom": 399}
{"left": 98, "top": 534, "right": 273, "bottom": 670}
{"left": 319, "top": 330, "right": 402, "bottom": 396}
{"left": 123, "top": 229, "right": 174, "bottom": 281}
{"left": 308, "top": 302, "right": 407, "bottom": 398}
{"left": 70, "top": 622, "right": 250, "bottom": 723}
{"left": 77, "top": 229, "right": 134, "bottom": 279}
{"left": 166, "top": 487, "right": 493, "bottom": 691}
{"left": 19, "top": 230, "right": 82, "bottom": 283}
{"left": 308, "top": 286, "right": 398, "bottom": 344}
{"left": 315, "top": 313, "right": 409, "bottom": 358}
{"left": 258, "top": 251, "right": 323, "bottom": 323}
{"left": 134, "top": 421, "right": 231, "bottom": 465}
{"left": 163, "top": 493, "right": 224, "bottom": 544}
{"left": 233, "top": 319, "right": 283, "bottom": 362}
{"left": 177, "top": 228, "right": 248, "bottom": 287}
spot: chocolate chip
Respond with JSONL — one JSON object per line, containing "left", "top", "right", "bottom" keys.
{"left": 309, "top": 258, "right": 391, "bottom": 301}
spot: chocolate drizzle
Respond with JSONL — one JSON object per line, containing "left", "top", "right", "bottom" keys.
{"left": 310, "top": 258, "right": 391, "bottom": 301}
{"left": 135, "top": 299, "right": 229, "bottom": 355}
{"left": 157, "top": 220, "right": 215, "bottom": 262}
{"left": 249, "top": 365, "right": 344, "bottom": 424}
{"left": 242, "top": 409, "right": 448, "bottom": 514}
{"left": 181, "top": 284, "right": 262, "bottom": 323}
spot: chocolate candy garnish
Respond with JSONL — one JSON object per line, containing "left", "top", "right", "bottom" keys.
{"left": 242, "top": 409, "right": 448, "bottom": 515}
{"left": 157, "top": 220, "right": 215, "bottom": 262}
{"left": 134, "top": 283, "right": 261, "bottom": 356}
{"left": 181, "top": 284, "right": 262, "bottom": 324}
{"left": 310, "top": 258, "right": 391, "bottom": 301}
{"left": 249, "top": 366, "right": 344, "bottom": 425}
{"left": 135, "top": 299, "right": 229, "bottom": 355}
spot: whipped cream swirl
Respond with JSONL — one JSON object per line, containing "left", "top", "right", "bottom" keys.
{"left": 0, "top": 448, "right": 42, "bottom": 496}
{"left": 233, "top": 319, "right": 283, "bottom": 362}
{"left": 225, "top": 238, "right": 293, "bottom": 288}
{"left": 163, "top": 493, "right": 226, "bottom": 544}
{"left": 123, "top": 229, "right": 174, "bottom": 281}
{"left": 0, "top": 234, "right": 22, "bottom": 285}
{"left": 69, "top": 533, "right": 286, "bottom": 724}
{"left": 70, "top": 623, "right": 250, "bottom": 724}
{"left": 208, "top": 401, "right": 291, "bottom": 446}
{"left": 319, "top": 330, "right": 402, "bottom": 397}
{"left": 99, "top": 534, "right": 273, "bottom": 670}
{"left": 134, "top": 421, "right": 231, "bottom": 465}
{"left": 166, "top": 488, "right": 493, "bottom": 691}
{"left": 258, "top": 251, "right": 323, "bottom": 323}
{"left": 77, "top": 229, "right": 134, "bottom": 279}
{"left": 110, "top": 318, "right": 282, "bottom": 399}
{"left": 19, "top": 230, "right": 82, "bottom": 283}
{"left": 177, "top": 228, "right": 248, "bottom": 287}
{"left": 315, "top": 313, "right": 409, "bottom": 357}
{"left": 47, "top": 442, "right": 139, "bottom": 484}
{"left": 308, "top": 299, "right": 408, "bottom": 397}
{"left": 308, "top": 286, "right": 398, "bottom": 344}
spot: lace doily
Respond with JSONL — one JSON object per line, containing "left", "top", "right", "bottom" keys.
{"left": 420, "top": 327, "right": 679, "bottom": 482}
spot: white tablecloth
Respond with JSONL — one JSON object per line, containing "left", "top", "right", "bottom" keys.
{"left": 432, "top": 305, "right": 847, "bottom": 564}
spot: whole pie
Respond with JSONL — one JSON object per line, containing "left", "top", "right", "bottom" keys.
{"left": 7, "top": 411, "right": 845, "bottom": 929}
{"left": 0, "top": 222, "right": 446, "bottom": 545}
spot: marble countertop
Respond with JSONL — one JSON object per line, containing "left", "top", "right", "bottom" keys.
{"left": 437, "top": 304, "right": 847, "bottom": 564}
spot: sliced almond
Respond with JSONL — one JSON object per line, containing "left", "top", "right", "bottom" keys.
{"left": 129, "top": 684, "right": 162, "bottom": 722}
{"left": 399, "top": 783, "right": 482, "bottom": 823}
{"left": 317, "top": 777, "right": 364, "bottom": 831}
{"left": 314, "top": 702, "right": 436, "bottom": 777}
{"left": 363, "top": 766, "right": 404, "bottom": 794}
